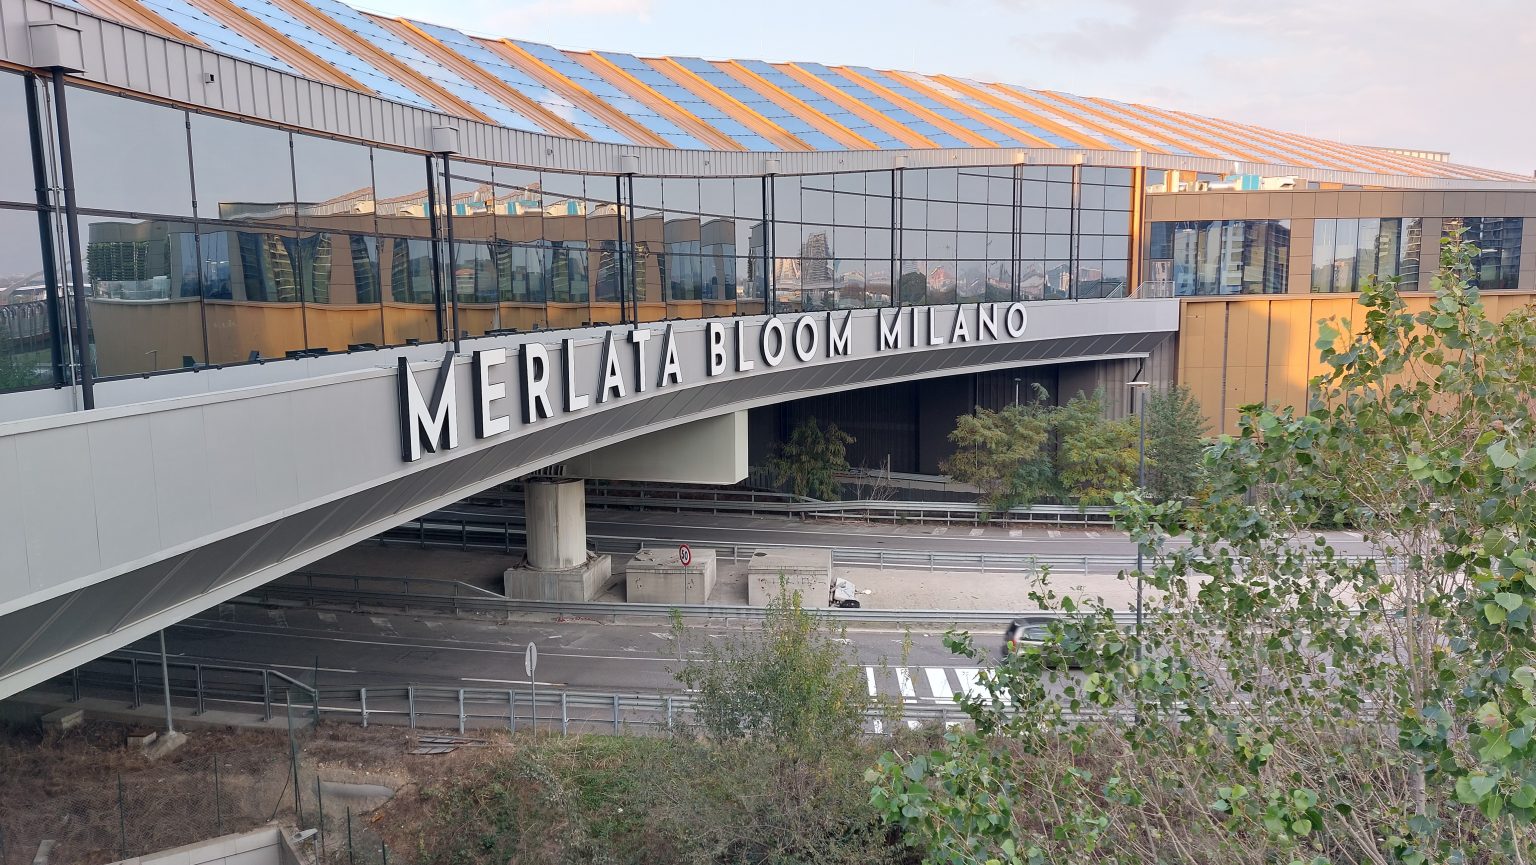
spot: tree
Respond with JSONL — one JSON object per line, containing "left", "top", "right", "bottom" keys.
{"left": 870, "top": 234, "right": 1536, "bottom": 863}
{"left": 765, "top": 416, "right": 854, "bottom": 500}
{"left": 1053, "top": 388, "right": 1139, "bottom": 505}
{"left": 1144, "top": 384, "right": 1209, "bottom": 502}
{"left": 673, "top": 584, "right": 884, "bottom": 752}
{"left": 941, "top": 388, "right": 1054, "bottom": 512}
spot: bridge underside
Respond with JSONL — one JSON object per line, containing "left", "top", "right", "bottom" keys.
{"left": 0, "top": 303, "right": 1174, "bottom": 697}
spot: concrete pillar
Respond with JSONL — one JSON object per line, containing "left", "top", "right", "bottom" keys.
{"left": 525, "top": 478, "right": 587, "bottom": 570}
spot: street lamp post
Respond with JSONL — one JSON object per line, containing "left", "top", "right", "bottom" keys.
{"left": 1013, "top": 377, "right": 1021, "bottom": 407}
{"left": 1128, "top": 380, "right": 1151, "bottom": 664}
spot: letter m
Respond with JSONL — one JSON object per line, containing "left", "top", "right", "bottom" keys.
{"left": 398, "top": 351, "right": 458, "bottom": 462}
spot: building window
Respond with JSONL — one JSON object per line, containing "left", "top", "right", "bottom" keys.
{"left": 1446, "top": 217, "right": 1523, "bottom": 290}
{"left": 1148, "top": 219, "right": 1290, "bottom": 296}
{"left": 1310, "top": 218, "right": 1418, "bottom": 293}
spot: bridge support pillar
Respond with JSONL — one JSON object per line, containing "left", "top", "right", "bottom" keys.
{"left": 505, "top": 478, "right": 615, "bottom": 601}
{"left": 526, "top": 478, "right": 589, "bottom": 570}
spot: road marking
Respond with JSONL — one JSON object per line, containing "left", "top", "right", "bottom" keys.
{"left": 1047, "top": 530, "right": 1061, "bottom": 539}
{"left": 1008, "top": 529, "right": 1022, "bottom": 538}
{"left": 895, "top": 667, "right": 916, "bottom": 698}
{"left": 317, "top": 613, "right": 337, "bottom": 624}
{"left": 865, "top": 667, "right": 878, "bottom": 697}
{"left": 460, "top": 676, "right": 564, "bottom": 687}
{"left": 968, "top": 528, "right": 984, "bottom": 537}
{"left": 650, "top": 632, "right": 672, "bottom": 640}
{"left": 924, "top": 668, "right": 953, "bottom": 701}
{"left": 955, "top": 668, "right": 986, "bottom": 701}
{"left": 369, "top": 616, "right": 399, "bottom": 636}
{"left": 931, "top": 527, "right": 947, "bottom": 535}
{"left": 116, "top": 648, "right": 355, "bottom": 674}
{"left": 1085, "top": 531, "right": 1101, "bottom": 538}
{"left": 423, "top": 620, "right": 443, "bottom": 630}
{"left": 267, "top": 610, "right": 287, "bottom": 628}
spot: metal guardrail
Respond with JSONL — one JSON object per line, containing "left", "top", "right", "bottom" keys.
{"left": 48, "top": 654, "right": 994, "bottom": 736}
{"left": 258, "top": 570, "right": 1143, "bottom": 626}
{"left": 467, "top": 490, "right": 1118, "bottom": 526}
{"left": 388, "top": 514, "right": 1131, "bottom": 574}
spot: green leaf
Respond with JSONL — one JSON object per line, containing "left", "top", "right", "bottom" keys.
{"left": 1489, "top": 439, "right": 1519, "bottom": 469}
{"left": 1513, "top": 785, "right": 1536, "bottom": 810}
{"left": 1485, "top": 603, "right": 1508, "bottom": 625}
{"left": 1290, "top": 817, "right": 1313, "bottom": 836}
{"left": 1496, "top": 592, "right": 1524, "bottom": 612}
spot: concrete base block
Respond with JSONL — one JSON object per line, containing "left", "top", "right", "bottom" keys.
{"left": 41, "top": 708, "right": 82, "bottom": 732}
{"left": 625, "top": 548, "right": 717, "bottom": 604}
{"left": 145, "top": 730, "right": 188, "bottom": 761}
{"left": 504, "top": 554, "right": 615, "bottom": 602}
{"left": 747, "top": 548, "right": 832, "bottom": 606}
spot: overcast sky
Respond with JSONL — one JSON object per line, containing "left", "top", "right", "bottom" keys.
{"left": 351, "top": 0, "right": 1535, "bottom": 174}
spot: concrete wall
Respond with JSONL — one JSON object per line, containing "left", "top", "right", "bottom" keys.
{"left": 0, "top": 299, "right": 1178, "bottom": 696}
{"left": 557, "top": 411, "right": 747, "bottom": 485}
{"left": 107, "top": 827, "right": 296, "bottom": 865}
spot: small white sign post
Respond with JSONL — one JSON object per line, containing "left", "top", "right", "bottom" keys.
{"left": 525, "top": 642, "right": 538, "bottom": 734}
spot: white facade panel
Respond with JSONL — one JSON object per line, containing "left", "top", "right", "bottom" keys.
{"left": 85, "top": 414, "right": 162, "bottom": 566}
{"left": 16, "top": 423, "right": 101, "bottom": 590}
{"left": 148, "top": 405, "right": 214, "bottom": 549}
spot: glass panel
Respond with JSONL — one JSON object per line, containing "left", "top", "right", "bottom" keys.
{"left": 0, "top": 208, "right": 52, "bottom": 390}
{"left": 1311, "top": 219, "right": 1336, "bottom": 293}
{"left": 300, "top": 232, "right": 384, "bottom": 351}
{"left": 1, "top": 72, "right": 35, "bottom": 205}
{"left": 1332, "top": 218, "right": 1358, "bottom": 293}
{"left": 382, "top": 236, "right": 438, "bottom": 345}
{"left": 294, "top": 135, "right": 374, "bottom": 232}
{"left": 1399, "top": 218, "right": 1422, "bottom": 288}
{"left": 493, "top": 167, "right": 543, "bottom": 242}
{"left": 191, "top": 113, "right": 293, "bottom": 224}
{"left": 1355, "top": 217, "right": 1380, "bottom": 286}
{"left": 70, "top": 88, "right": 193, "bottom": 217}
{"left": 373, "top": 148, "right": 432, "bottom": 239}
{"left": 80, "top": 214, "right": 203, "bottom": 376}
{"left": 550, "top": 240, "right": 589, "bottom": 303}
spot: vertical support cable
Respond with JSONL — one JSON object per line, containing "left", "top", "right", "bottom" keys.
{"left": 159, "top": 630, "right": 175, "bottom": 735}
{"left": 424, "top": 156, "right": 447, "bottom": 344}
{"left": 48, "top": 70, "right": 93, "bottom": 408}
{"left": 24, "top": 73, "right": 66, "bottom": 385}
{"left": 762, "top": 174, "right": 773, "bottom": 316}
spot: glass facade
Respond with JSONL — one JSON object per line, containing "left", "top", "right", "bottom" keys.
{"left": 1310, "top": 218, "right": 1418, "bottom": 293}
{"left": 1149, "top": 219, "right": 1291, "bottom": 296}
{"left": 1446, "top": 217, "right": 1523, "bottom": 291}
{"left": 0, "top": 73, "right": 1147, "bottom": 396}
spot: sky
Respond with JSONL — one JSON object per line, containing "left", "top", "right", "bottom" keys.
{"left": 349, "top": 0, "right": 1536, "bottom": 175}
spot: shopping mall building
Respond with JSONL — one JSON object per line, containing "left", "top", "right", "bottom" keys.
{"left": 1, "top": 0, "right": 1533, "bottom": 436}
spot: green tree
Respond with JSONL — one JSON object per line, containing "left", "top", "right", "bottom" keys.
{"left": 673, "top": 584, "right": 883, "bottom": 752}
{"left": 765, "top": 416, "right": 854, "bottom": 500}
{"left": 1144, "top": 384, "right": 1209, "bottom": 502}
{"left": 941, "top": 389, "right": 1054, "bottom": 512}
{"left": 1054, "top": 388, "right": 1139, "bottom": 505}
{"left": 870, "top": 234, "right": 1536, "bottom": 863}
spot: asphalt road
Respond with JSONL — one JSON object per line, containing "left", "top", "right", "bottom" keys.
{"left": 117, "top": 602, "right": 1002, "bottom": 708}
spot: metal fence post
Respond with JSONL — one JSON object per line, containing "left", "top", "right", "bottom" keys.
{"left": 457, "top": 689, "right": 466, "bottom": 734}
{"left": 315, "top": 776, "right": 325, "bottom": 856}
{"left": 408, "top": 686, "right": 417, "bottom": 729}
{"left": 130, "top": 659, "right": 141, "bottom": 709}
{"left": 70, "top": 667, "right": 80, "bottom": 703}
{"left": 213, "top": 754, "right": 222, "bottom": 835}
{"left": 508, "top": 690, "right": 516, "bottom": 732}
{"left": 360, "top": 688, "right": 368, "bottom": 728}
{"left": 612, "top": 694, "right": 620, "bottom": 733}
{"left": 665, "top": 696, "right": 673, "bottom": 731}
{"left": 560, "top": 692, "right": 568, "bottom": 735}
{"left": 117, "top": 772, "right": 128, "bottom": 860}
{"left": 195, "top": 665, "right": 205, "bottom": 715}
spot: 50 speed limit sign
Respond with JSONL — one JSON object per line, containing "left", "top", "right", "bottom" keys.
{"left": 679, "top": 544, "right": 692, "bottom": 567}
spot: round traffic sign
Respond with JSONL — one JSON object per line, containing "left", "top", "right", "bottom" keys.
{"left": 524, "top": 642, "right": 537, "bottom": 678}
{"left": 679, "top": 544, "right": 692, "bottom": 567}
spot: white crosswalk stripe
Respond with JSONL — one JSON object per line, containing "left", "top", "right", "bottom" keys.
{"left": 1047, "top": 529, "right": 1061, "bottom": 539}
{"left": 968, "top": 528, "right": 984, "bottom": 537}
{"left": 895, "top": 667, "right": 916, "bottom": 698}
{"left": 924, "top": 668, "right": 953, "bottom": 701}
{"left": 1008, "top": 529, "right": 1022, "bottom": 538}
{"left": 932, "top": 527, "right": 948, "bottom": 535}
{"left": 865, "top": 667, "right": 878, "bottom": 697}
{"left": 955, "top": 668, "right": 987, "bottom": 701}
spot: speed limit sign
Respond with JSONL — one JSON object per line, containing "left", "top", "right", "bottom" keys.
{"left": 679, "top": 544, "right": 692, "bottom": 566}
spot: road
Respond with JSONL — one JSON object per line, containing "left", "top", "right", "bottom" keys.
{"left": 116, "top": 602, "right": 1005, "bottom": 709}
{"left": 437, "top": 505, "right": 1383, "bottom": 559}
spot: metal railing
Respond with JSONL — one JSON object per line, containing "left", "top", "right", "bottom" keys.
{"left": 466, "top": 490, "right": 1117, "bottom": 526}
{"left": 46, "top": 655, "right": 1009, "bottom": 736}
{"left": 254, "top": 571, "right": 1143, "bottom": 625}
{"left": 384, "top": 514, "right": 1130, "bottom": 573}
{"left": 60, "top": 654, "right": 319, "bottom": 723}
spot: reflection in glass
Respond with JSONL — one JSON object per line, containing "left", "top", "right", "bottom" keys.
{"left": 71, "top": 87, "right": 193, "bottom": 217}
{"left": 1154, "top": 219, "right": 1291, "bottom": 296}
{"left": 384, "top": 237, "right": 438, "bottom": 345}
{"left": 294, "top": 135, "right": 374, "bottom": 232}
{"left": 1, "top": 72, "right": 35, "bottom": 205}
{"left": 373, "top": 148, "right": 432, "bottom": 239}
{"left": 79, "top": 215, "right": 204, "bottom": 375}
{"left": 302, "top": 232, "right": 383, "bottom": 350}
{"left": 1448, "top": 217, "right": 1524, "bottom": 290}
{"left": 0, "top": 208, "right": 53, "bottom": 390}
{"left": 191, "top": 113, "right": 293, "bottom": 224}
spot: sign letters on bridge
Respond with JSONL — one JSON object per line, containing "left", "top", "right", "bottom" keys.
{"left": 398, "top": 302, "right": 1029, "bottom": 463}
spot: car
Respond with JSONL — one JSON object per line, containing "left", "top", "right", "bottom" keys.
{"left": 999, "top": 616, "right": 1082, "bottom": 668}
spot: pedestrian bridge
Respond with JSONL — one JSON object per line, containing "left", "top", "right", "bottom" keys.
{"left": 0, "top": 298, "right": 1175, "bottom": 697}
